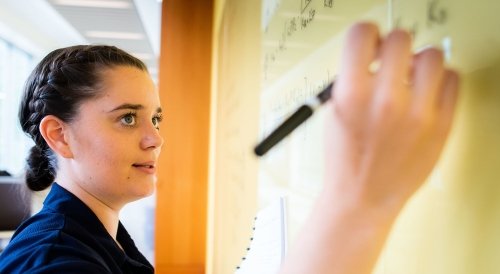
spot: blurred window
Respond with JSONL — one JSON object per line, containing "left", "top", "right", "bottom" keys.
{"left": 0, "top": 38, "right": 34, "bottom": 175}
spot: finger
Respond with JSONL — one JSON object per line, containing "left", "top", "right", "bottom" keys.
{"left": 375, "top": 29, "right": 412, "bottom": 99}
{"left": 436, "top": 69, "right": 460, "bottom": 133}
{"left": 338, "top": 22, "right": 380, "bottom": 87}
{"left": 411, "top": 48, "right": 445, "bottom": 112}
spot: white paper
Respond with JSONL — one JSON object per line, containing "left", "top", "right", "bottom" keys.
{"left": 235, "top": 197, "right": 287, "bottom": 274}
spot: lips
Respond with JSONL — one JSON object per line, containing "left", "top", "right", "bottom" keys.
{"left": 132, "top": 162, "right": 156, "bottom": 174}
{"left": 132, "top": 163, "right": 155, "bottom": 168}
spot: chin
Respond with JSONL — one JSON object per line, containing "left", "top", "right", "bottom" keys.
{"left": 126, "top": 179, "right": 155, "bottom": 201}
{"left": 139, "top": 179, "right": 156, "bottom": 196}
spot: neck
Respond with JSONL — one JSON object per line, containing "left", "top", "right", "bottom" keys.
{"left": 56, "top": 179, "right": 121, "bottom": 241}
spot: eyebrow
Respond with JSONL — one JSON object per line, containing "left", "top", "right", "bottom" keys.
{"left": 109, "top": 103, "right": 162, "bottom": 113}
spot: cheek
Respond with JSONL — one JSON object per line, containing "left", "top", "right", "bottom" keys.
{"left": 74, "top": 130, "right": 125, "bottom": 167}
{"left": 92, "top": 140, "right": 119, "bottom": 165}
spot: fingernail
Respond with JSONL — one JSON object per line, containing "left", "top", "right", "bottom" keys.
{"left": 415, "top": 44, "right": 443, "bottom": 54}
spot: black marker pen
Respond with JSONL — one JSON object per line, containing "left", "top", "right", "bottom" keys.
{"left": 254, "top": 81, "right": 334, "bottom": 156}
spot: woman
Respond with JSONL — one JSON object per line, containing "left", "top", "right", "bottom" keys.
{"left": 0, "top": 22, "right": 459, "bottom": 274}
{"left": 0, "top": 45, "right": 160, "bottom": 273}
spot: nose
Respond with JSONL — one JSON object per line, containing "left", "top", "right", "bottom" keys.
{"left": 140, "top": 122, "right": 164, "bottom": 151}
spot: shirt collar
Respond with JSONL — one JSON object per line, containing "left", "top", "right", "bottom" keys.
{"left": 42, "top": 183, "right": 147, "bottom": 266}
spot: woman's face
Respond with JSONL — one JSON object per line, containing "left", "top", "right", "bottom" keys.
{"left": 64, "top": 66, "right": 163, "bottom": 208}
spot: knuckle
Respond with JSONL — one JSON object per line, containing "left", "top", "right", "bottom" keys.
{"left": 378, "top": 97, "right": 405, "bottom": 118}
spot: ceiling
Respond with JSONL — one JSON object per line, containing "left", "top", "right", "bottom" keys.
{"left": 0, "top": 0, "right": 161, "bottom": 79}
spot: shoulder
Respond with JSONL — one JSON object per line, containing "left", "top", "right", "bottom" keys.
{"left": 0, "top": 211, "right": 111, "bottom": 273}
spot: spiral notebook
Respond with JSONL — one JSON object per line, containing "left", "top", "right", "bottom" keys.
{"left": 235, "top": 197, "right": 287, "bottom": 274}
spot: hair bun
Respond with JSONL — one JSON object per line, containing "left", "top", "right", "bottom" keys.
{"left": 25, "top": 145, "right": 54, "bottom": 191}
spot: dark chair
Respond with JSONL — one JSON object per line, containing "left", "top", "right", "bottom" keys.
{"left": 0, "top": 176, "right": 31, "bottom": 231}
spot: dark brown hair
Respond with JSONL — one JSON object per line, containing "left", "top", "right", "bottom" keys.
{"left": 19, "top": 45, "right": 147, "bottom": 191}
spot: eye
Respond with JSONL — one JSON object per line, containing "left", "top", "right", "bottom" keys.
{"left": 152, "top": 113, "right": 163, "bottom": 129}
{"left": 121, "top": 112, "right": 137, "bottom": 127}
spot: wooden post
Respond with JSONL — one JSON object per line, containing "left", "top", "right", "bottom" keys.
{"left": 155, "top": 1, "right": 213, "bottom": 273}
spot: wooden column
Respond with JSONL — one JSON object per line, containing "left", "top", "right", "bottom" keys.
{"left": 155, "top": 1, "right": 213, "bottom": 273}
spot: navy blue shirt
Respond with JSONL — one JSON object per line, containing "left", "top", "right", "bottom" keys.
{"left": 0, "top": 183, "right": 154, "bottom": 274}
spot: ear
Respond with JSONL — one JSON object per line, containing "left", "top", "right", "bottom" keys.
{"left": 39, "top": 115, "right": 74, "bottom": 158}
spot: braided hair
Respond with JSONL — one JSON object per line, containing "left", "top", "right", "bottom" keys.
{"left": 19, "top": 45, "right": 147, "bottom": 191}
